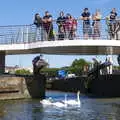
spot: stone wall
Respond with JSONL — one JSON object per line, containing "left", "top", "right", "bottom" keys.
{"left": 0, "top": 74, "right": 46, "bottom": 100}
{"left": 89, "top": 75, "right": 120, "bottom": 97}
{"left": 46, "top": 76, "right": 86, "bottom": 93}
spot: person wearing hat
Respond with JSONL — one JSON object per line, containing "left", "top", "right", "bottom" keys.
{"left": 81, "top": 8, "right": 91, "bottom": 39}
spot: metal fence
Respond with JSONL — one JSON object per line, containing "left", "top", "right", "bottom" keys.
{"left": 0, "top": 19, "right": 119, "bottom": 44}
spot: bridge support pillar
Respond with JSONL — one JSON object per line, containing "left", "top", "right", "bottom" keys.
{"left": 0, "top": 52, "right": 5, "bottom": 74}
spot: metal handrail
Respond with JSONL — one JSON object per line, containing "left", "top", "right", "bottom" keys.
{"left": 0, "top": 19, "right": 119, "bottom": 45}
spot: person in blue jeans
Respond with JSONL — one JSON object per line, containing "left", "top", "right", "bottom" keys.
{"left": 81, "top": 8, "right": 91, "bottom": 39}
{"left": 109, "top": 8, "right": 117, "bottom": 39}
{"left": 56, "top": 11, "right": 66, "bottom": 40}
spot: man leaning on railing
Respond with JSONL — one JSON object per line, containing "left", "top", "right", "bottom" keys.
{"left": 56, "top": 11, "right": 66, "bottom": 40}
{"left": 106, "top": 8, "right": 117, "bottom": 40}
{"left": 80, "top": 8, "right": 91, "bottom": 39}
{"left": 42, "top": 11, "right": 54, "bottom": 41}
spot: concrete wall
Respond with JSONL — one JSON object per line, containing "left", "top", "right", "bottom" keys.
{"left": 46, "top": 77, "right": 86, "bottom": 93}
{"left": 46, "top": 75, "right": 120, "bottom": 97}
{"left": 0, "top": 74, "right": 46, "bottom": 100}
{"left": 89, "top": 75, "right": 120, "bottom": 97}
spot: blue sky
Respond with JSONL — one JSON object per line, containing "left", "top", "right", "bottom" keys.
{"left": 1, "top": 0, "right": 119, "bottom": 68}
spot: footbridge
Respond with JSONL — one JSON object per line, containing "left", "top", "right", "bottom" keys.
{"left": 0, "top": 21, "right": 120, "bottom": 73}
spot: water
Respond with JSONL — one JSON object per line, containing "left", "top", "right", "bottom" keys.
{"left": 0, "top": 91, "right": 120, "bottom": 120}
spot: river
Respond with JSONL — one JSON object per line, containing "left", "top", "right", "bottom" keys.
{"left": 0, "top": 91, "right": 120, "bottom": 120}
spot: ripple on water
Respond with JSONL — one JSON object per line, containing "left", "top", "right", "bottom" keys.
{"left": 0, "top": 91, "right": 120, "bottom": 120}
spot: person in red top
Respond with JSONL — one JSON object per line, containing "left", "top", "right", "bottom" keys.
{"left": 72, "top": 18, "right": 77, "bottom": 39}
{"left": 65, "top": 14, "right": 77, "bottom": 40}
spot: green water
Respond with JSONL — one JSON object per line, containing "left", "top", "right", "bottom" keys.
{"left": 0, "top": 91, "right": 120, "bottom": 120}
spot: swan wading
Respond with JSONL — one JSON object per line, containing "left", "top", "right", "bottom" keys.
{"left": 40, "top": 97, "right": 53, "bottom": 105}
{"left": 40, "top": 91, "right": 81, "bottom": 107}
{"left": 64, "top": 91, "right": 81, "bottom": 106}
{"left": 40, "top": 97, "right": 67, "bottom": 108}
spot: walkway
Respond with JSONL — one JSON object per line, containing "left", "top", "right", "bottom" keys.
{"left": 0, "top": 20, "right": 119, "bottom": 55}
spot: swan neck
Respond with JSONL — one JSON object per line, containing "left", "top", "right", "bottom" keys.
{"left": 77, "top": 92, "right": 80, "bottom": 102}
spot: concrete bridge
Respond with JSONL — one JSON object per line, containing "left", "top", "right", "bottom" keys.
{"left": 0, "top": 23, "right": 120, "bottom": 73}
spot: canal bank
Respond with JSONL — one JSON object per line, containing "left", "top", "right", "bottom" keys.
{"left": 46, "top": 75, "right": 120, "bottom": 97}
{"left": 0, "top": 74, "right": 46, "bottom": 100}
{"left": 0, "top": 74, "right": 120, "bottom": 100}
{"left": 46, "top": 76, "right": 86, "bottom": 93}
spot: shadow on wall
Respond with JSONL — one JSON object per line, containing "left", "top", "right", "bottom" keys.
{"left": 25, "top": 74, "right": 46, "bottom": 99}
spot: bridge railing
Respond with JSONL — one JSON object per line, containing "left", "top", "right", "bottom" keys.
{"left": 52, "top": 19, "right": 109, "bottom": 40}
{"left": 0, "top": 24, "right": 37, "bottom": 44}
{"left": 0, "top": 19, "right": 119, "bottom": 44}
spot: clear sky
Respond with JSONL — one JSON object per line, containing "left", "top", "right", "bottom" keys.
{"left": 1, "top": 0, "right": 119, "bottom": 68}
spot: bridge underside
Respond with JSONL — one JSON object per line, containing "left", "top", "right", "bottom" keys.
{"left": 4, "top": 46, "right": 120, "bottom": 55}
{"left": 0, "top": 40, "right": 120, "bottom": 55}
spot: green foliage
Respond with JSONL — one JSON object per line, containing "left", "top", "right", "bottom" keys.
{"left": 69, "top": 58, "right": 91, "bottom": 76}
{"left": 15, "top": 69, "right": 31, "bottom": 75}
{"left": 41, "top": 68, "right": 59, "bottom": 77}
{"left": 113, "top": 66, "right": 120, "bottom": 71}
{"left": 39, "top": 58, "right": 91, "bottom": 77}
{"left": 71, "top": 58, "right": 88, "bottom": 68}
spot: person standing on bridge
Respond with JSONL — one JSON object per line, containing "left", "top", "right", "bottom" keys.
{"left": 106, "top": 8, "right": 117, "bottom": 39}
{"left": 65, "top": 13, "right": 77, "bottom": 40}
{"left": 34, "top": 13, "right": 44, "bottom": 41}
{"left": 80, "top": 8, "right": 91, "bottom": 39}
{"left": 56, "top": 11, "right": 66, "bottom": 40}
{"left": 92, "top": 9, "right": 102, "bottom": 39}
{"left": 43, "top": 11, "right": 54, "bottom": 41}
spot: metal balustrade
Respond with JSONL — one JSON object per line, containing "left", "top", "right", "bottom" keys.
{"left": 0, "top": 19, "right": 119, "bottom": 44}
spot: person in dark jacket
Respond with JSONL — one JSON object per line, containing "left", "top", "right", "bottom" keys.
{"left": 109, "top": 8, "right": 117, "bottom": 39}
{"left": 33, "top": 13, "right": 44, "bottom": 41}
{"left": 34, "top": 13, "right": 42, "bottom": 27}
{"left": 81, "top": 8, "right": 91, "bottom": 39}
{"left": 56, "top": 11, "right": 66, "bottom": 40}
{"left": 43, "top": 11, "right": 54, "bottom": 40}
{"left": 32, "top": 54, "right": 48, "bottom": 74}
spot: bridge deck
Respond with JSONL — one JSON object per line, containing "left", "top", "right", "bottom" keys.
{"left": 0, "top": 22, "right": 119, "bottom": 55}
{"left": 1, "top": 40, "right": 120, "bottom": 55}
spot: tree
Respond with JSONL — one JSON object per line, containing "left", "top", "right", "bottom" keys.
{"left": 41, "top": 68, "right": 59, "bottom": 78}
{"left": 71, "top": 59, "right": 88, "bottom": 68}
{"left": 69, "top": 58, "right": 91, "bottom": 76}
{"left": 15, "top": 69, "right": 31, "bottom": 75}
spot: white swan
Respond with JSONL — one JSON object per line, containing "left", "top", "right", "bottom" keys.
{"left": 40, "top": 97, "right": 67, "bottom": 108}
{"left": 40, "top": 97, "right": 53, "bottom": 105}
{"left": 64, "top": 91, "right": 81, "bottom": 106}
{"left": 52, "top": 95, "right": 67, "bottom": 108}
{"left": 52, "top": 101, "right": 67, "bottom": 108}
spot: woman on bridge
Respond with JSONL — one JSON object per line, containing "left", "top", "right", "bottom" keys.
{"left": 34, "top": 13, "right": 43, "bottom": 41}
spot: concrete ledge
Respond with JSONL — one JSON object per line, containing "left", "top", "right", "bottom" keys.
{"left": 0, "top": 74, "right": 46, "bottom": 100}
